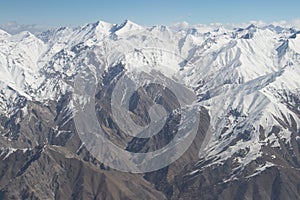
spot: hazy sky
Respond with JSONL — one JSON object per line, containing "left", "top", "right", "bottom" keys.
{"left": 0, "top": 0, "right": 299, "bottom": 26}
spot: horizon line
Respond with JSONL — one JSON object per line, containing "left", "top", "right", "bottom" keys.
{"left": 1, "top": 18, "right": 300, "bottom": 34}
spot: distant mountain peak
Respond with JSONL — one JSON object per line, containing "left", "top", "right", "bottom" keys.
{"left": 92, "top": 20, "right": 113, "bottom": 35}
{"left": 246, "top": 23, "right": 257, "bottom": 30}
{"left": 112, "top": 19, "right": 144, "bottom": 35}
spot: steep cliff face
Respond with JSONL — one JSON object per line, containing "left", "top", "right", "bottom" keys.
{"left": 0, "top": 21, "right": 300, "bottom": 199}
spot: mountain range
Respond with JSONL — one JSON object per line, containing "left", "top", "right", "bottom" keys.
{"left": 0, "top": 20, "right": 300, "bottom": 199}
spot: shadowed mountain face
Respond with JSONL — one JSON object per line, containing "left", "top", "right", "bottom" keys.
{"left": 0, "top": 21, "right": 300, "bottom": 199}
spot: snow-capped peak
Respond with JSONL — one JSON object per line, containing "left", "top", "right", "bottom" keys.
{"left": 95, "top": 20, "right": 113, "bottom": 33}
{"left": 112, "top": 19, "right": 144, "bottom": 35}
